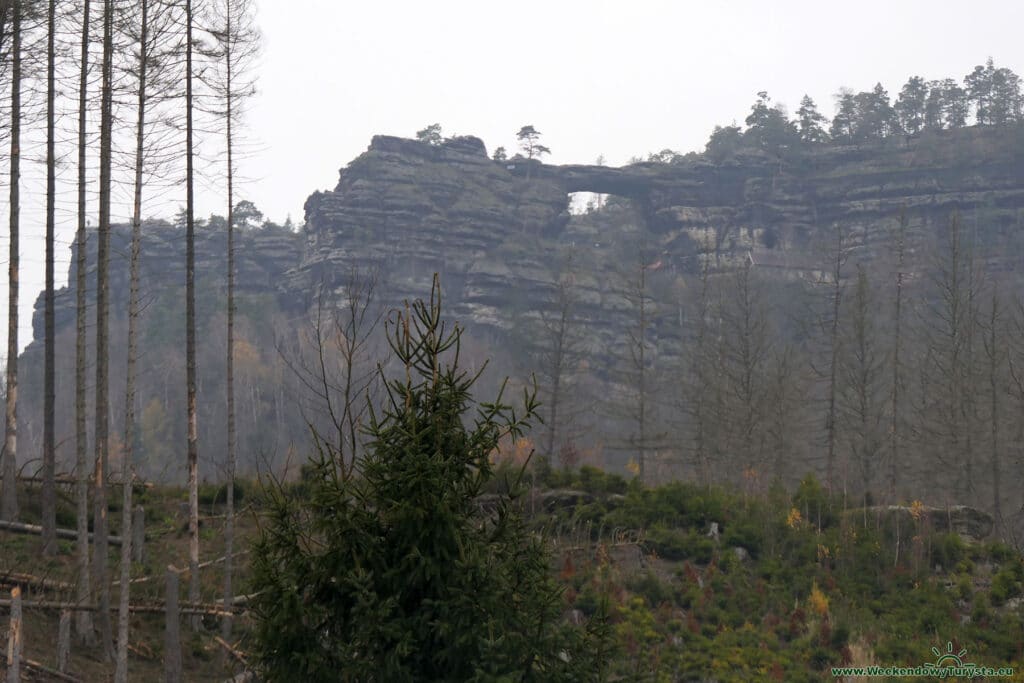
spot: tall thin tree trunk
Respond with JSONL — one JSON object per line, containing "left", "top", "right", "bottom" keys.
{"left": 185, "top": 0, "right": 201, "bottom": 628}
{"left": 638, "top": 261, "right": 646, "bottom": 482}
{"left": 94, "top": 0, "right": 116, "bottom": 660}
{"left": 222, "top": 0, "right": 237, "bottom": 642}
{"left": 116, "top": 2, "right": 149, "bottom": 678}
{"left": 987, "top": 292, "right": 1002, "bottom": 535}
{"left": 74, "top": 0, "right": 94, "bottom": 644}
{"left": 826, "top": 226, "right": 845, "bottom": 492}
{"left": 41, "top": 0, "right": 57, "bottom": 556}
{"left": 1, "top": 0, "right": 22, "bottom": 523}
{"left": 693, "top": 242, "right": 712, "bottom": 486}
{"left": 889, "top": 214, "right": 905, "bottom": 503}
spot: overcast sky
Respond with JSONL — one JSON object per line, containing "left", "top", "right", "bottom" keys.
{"left": 245, "top": 0, "right": 1023, "bottom": 224}
{"left": 4, "top": 0, "right": 1024, "bottom": 354}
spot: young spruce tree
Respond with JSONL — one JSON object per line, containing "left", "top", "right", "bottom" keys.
{"left": 251, "top": 276, "right": 609, "bottom": 682}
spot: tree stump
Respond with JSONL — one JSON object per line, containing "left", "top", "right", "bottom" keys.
{"left": 132, "top": 506, "right": 145, "bottom": 564}
{"left": 57, "top": 609, "right": 71, "bottom": 673}
{"left": 6, "top": 586, "right": 22, "bottom": 683}
{"left": 164, "top": 568, "right": 181, "bottom": 683}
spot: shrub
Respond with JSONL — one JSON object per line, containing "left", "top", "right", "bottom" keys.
{"left": 626, "top": 571, "right": 672, "bottom": 607}
{"left": 792, "top": 474, "right": 838, "bottom": 529}
{"left": 249, "top": 280, "right": 609, "bottom": 681}
{"left": 197, "top": 479, "right": 248, "bottom": 506}
{"left": 990, "top": 564, "right": 1023, "bottom": 606}
{"left": 987, "top": 541, "right": 1017, "bottom": 563}
{"left": 646, "top": 527, "right": 715, "bottom": 563}
{"left": 930, "top": 533, "right": 966, "bottom": 569}
{"left": 576, "top": 465, "right": 628, "bottom": 495}
{"left": 722, "top": 518, "right": 762, "bottom": 557}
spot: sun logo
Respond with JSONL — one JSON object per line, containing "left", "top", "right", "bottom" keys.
{"left": 927, "top": 641, "right": 975, "bottom": 669}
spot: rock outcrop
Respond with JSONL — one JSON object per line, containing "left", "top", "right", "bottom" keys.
{"left": 848, "top": 505, "right": 995, "bottom": 542}
{"left": 289, "top": 125, "right": 1024, "bottom": 378}
{"left": 23, "top": 123, "right": 1024, "bottom": 485}
{"left": 29, "top": 220, "right": 302, "bottom": 351}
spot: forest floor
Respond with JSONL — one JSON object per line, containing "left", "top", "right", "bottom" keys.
{"left": 1, "top": 479, "right": 260, "bottom": 682}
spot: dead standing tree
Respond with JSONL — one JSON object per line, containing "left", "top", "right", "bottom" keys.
{"left": 716, "top": 258, "right": 774, "bottom": 487}
{"left": 73, "top": 0, "right": 94, "bottom": 645}
{"left": 914, "top": 212, "right": 984, "bottom": 504}
{"left": 1, "top": 0, "right": 25, "bottom": 523}
{"left": 197, "top": 0, "right": 260, "bottom": 644}
{"left": 274, "top": 266, "right": 385, "bottom": 500}
{"left": 534, "top": 250, "right": 587, "bottom": 466}
{"left": 838, "top": 264, "right": 888, "bottom": 507}
{"left": 93, "top": 0, "right": 117, "bottom": 660}
{"left": 116, "top": 0, "right": 186, "bottom": 676}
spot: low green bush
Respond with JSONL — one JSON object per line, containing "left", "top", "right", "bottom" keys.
{"left": 645, "top": 526, "right": 715, "bottom": 563}
{"left": 990, "top": 563, "right": 1023, "bottom": 606}
{"left": 626, "top": 570, "right": 672, "bottom": 606}
{"left": 197, "top": 479, "right": 249, "bottom": 506}
{"left": 930, "top": 532, "right": 966, "bottom": 569}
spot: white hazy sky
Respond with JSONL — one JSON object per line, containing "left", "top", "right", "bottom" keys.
{"left": 4, "top": 0, "right": 1024, "bottom": 354}
{"left": 247, "top": 0, "right": 1023, "bottom": 222}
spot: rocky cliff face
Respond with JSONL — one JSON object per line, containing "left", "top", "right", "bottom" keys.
{"left": 23, "top": 124, "right": 1024, "bottom": 481}
{"left": 29, "top": 220, "right": 302, "bottom": 352}
{"left": 37, "top": 124, "right": 1024, "bottom": 358}
{"left": 289, "top": 125, "right": 1024, "bottom": 377}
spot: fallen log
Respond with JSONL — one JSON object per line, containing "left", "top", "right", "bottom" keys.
{"left": 17, "top": 475, "right": 153, "bottom": 490}
{"left": 0, "top": 571, "right": 76, "bottom": 593}
{"left": 128, "top": 641, "right": 154, "bottom": 660}
{"left": 0, "top": 598, "right": 239, "bottom": 617}
{"left": 114, "top": 550, "right": 251, "bottom": 587}
{"left": 23, "top": 657, "right": 83, "bottom": 683}
{"left": 222, "top": 591, "right": 260, "bottom": 606}
{"left": 0, "top": 520, "right": 122, "bottom": 546}
{"left": 214, "top": 636, "right": 247, "bottom": 666}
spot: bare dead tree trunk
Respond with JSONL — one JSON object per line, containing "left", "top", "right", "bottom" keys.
{"left": 114, "top": 478, "right": 134, "bottom": 681}
{"left": 115, "top": 1, "right": 149, "bottom": 678}
{"left": 94, "top": 0, "right": 116, "bottom": 661}
{"left": 41, "top": 0, "right": 57, "bottom": 556}
{"left": 74, "top": 0, "right": 94, "bottom": 645}
{"left": 164, "top": 568, "right": 181, "bottom": 683}
{"left": 638, "top": 260, "right": 646, "bottom": 481}
{"left": 6, "top": 586, "right": 22, "bottom": 682}
{"left": 839, "top": 264, "right": 886, "bottom": 507}
{"left": 222, "top": 0, "right": 237, "bottom": 642}
{"left": 624, "top": 248, "right": 650, "bottom": 482}
{"left": 690, "top": 239, "right": 714, "bottom": 486}
{"left": 2, "top": 0, "right": 22, "bottom": 523}
{"left": 825, "top": 225, "right": 846, "bottom": 492}
{"left": 537, "top": 251, "right": 580, "bottom": 466}
{"left": 964, "top": 221, "right": 980, "bottom": 503}
{"left": 718, "top": 258, "right": 772, "bottom": 485}
{"left": 984, "top": 291, "right": 1003, "bottom": 535}
{"left": 185, "top": 0, "right": 201, "bottom": 629}
{"left": 889, "top": 213, "right": 906, "bottom": 503}
{"left": 919, "top": 213, "right": 982, "bottom": 502}
{"left": 57, "top": 610, "right": 70, "bottom": 673}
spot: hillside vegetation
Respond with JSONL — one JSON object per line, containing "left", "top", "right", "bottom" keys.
{"left": 3, "top": 466, "right": 1021, "bottom": 681}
